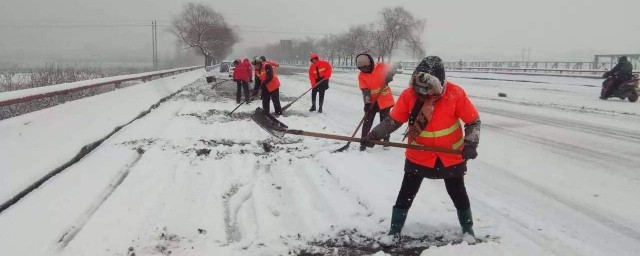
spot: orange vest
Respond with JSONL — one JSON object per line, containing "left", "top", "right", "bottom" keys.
{"left": 308, "top": 59, "right": 332, "bottom": 87}
{"left": 256, "top": 63, "right": 281, "bottom": 92}
{"left": 390, "top": 82, "right": 479, "bottom": 168}
{"left": 358, "top": 63, "right": 395, "bottom": 109}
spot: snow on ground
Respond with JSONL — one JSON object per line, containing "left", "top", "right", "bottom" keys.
{"left": 1, "top": 69, "right": 640, "bottom": 255}
{"left": 0, "top": 69, "right": 205, "bottom": 204}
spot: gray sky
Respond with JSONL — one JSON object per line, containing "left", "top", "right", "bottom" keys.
{"left": 1, "top": 0, "right": 639, "bottom": 65}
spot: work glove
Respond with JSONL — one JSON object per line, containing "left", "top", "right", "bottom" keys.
{"left": 316, "top": 77, "right": 324, "bottom": 83}
{"left": 364, "top": 103, "right": 372, "bottom": 112}
{"left": 462, "top": 144, "right": 478, "bottom": 160}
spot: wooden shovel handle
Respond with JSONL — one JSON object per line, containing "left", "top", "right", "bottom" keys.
{"left": 281, "top": 79, "right": 325, "bottom": 112}
{"left": 286, "top": 130, "right": 461, "bottom": 154}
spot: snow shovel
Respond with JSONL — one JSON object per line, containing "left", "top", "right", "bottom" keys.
{"left": 228, "top": 93, "right": 259, "bottom": 116}
{"left": 281, "top": 79, "right": 325, "bottom": 113}
{"left": 228, "top": 100, "right": 247, "bottom": 116}
{"left": 251, "top": 107, "right": 461, "bottom": 154}
{"left": 333, "top": 83, "right": 390, "bottom": 153}
{"left": 332, "top": 103, "right": 376, "bottom": 153}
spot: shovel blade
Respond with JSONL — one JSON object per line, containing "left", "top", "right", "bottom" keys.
{"left": 251, "top": 107, "right": 288, "bottom": 138}
{"left": 332, "top": 142, "right": 352, "bottom": 153}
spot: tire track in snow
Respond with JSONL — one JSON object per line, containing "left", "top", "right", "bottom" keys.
{"left": 0, "top": 78, "right": 229, "bottom": 214}
{"left": 320, "top": 166, "right": 373, "bottom": 217}
{"left": 222, "top": 184, "right": 243, "bottom": 243}
{"left": 55, "top": 150, "right": 146, "bottom": 249}
{"left": 472, "top": 94, "right": 640, "bottom": 118}
{"left": 479, "top": 105, "right": 640, "bottom": 143}
{"left": 221, "top": 163, "right": 265, "bottom": 244}
{"left": 483, "top": 123, "right": 640, "bottom": 178}
{"left": 471, "top": 160, "right": 640, "bottom": 255}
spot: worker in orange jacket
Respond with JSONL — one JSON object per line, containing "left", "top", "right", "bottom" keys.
{"left": 308, "top": 53, "right": 332, "bottom": 113}
{"left": 362, "top": 56, "right": 481, "bottom": 245}
{"left": 356, "top": 52, "right": 396, "bottom": 151}
{"left": 260, "top": 56, "right": 280, "bottom": 68}
{"left": 252, "top": 57, "right": 282, "bottom": 116}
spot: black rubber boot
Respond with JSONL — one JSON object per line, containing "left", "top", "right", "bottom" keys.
{"left": 389, "top": 207, "right": 409, "bottom": 235}
{"left": 309, "top": 104, "right": 316, "bottom": 112}
{"left": 318, "top": 104, "right": 323, "bottom": 113}
{"left": 457, "top": 208, "right": 474, "bottom": 236}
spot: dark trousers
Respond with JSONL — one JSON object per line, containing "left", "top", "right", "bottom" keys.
{"left": 311, "top": 88, "right": 325, "bottom": 107}
{"left": 361, "top": 104, "right": 391, "bottom": 144}
{"left": 262, "top": 88, "right": 282, "bottom": 115}
{"left": 253, "top": 79, "right": 262, "bottom": 100}
{"left": 236, "top": 81, "right": 250, "bottom": 103}
{"left": 394, "top": 159, "right": 471, "bottom": 211}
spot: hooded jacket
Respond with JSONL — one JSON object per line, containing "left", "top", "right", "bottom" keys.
{"left": 234, "top": 59, "right": 252, "bottom": 82}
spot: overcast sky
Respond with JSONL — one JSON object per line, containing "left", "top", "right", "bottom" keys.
{"left": 1, "top": 0, "right": 639, "bottom": 65}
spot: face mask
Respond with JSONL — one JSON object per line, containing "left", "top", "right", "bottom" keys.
{"left": 356, "top": 55, "right": 372, "bottom": 73}
{"left": 412, "top": 72, "right": 443, "bottom": 96}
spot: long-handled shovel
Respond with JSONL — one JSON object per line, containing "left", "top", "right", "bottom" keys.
{"left": 228, "top": 99, "right": 248, "bottom": 116}
{"left": 228, "top": 91, "right": 259, "bottom": 116}
{"left": 251, "top": 107, "right": 460, "bottom": 154}
{"left": 332, "top": 104, "right": 374, "bottom": 153}
{"left": 281, "top": 79, "right": 325, "bottom": 113}
{"left": 333, "top": 83, "right": 390, "bottom": 152}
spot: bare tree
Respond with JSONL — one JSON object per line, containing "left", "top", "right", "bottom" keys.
{"left": 0, "top": 65, "right": 23, "bottom": 92}
{"left": 171, "top": 3, "right": 237, "bottom": 63}
{"left": 378, "top": 7, "right": 425, "bottom": 62}
{"left": 244, "top": 6, "right": 425, "bottom": 65}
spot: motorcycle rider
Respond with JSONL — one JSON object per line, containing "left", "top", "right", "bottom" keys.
{"left": 601, "top": 56, "right": 633, "bottom": 99}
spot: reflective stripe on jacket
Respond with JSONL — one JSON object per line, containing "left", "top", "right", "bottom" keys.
{"left": 390, "top": 81, "right": 479, "bottom": 168}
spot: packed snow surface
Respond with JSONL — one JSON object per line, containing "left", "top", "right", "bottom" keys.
{"left": 1, "top": 69, "right": 639, "bottom": 255}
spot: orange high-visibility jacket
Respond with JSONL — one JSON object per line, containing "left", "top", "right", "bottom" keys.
{"left": 256, "top": 63, "right": 281, "bottom": 92}
{"left": 358, "top": 62, "right": 395, "bottom": 109}
{"left": 390, "top": 81, "right": 479, "bottom": 168}
{"left": 308, "top": 59, "right": 332, "bottom": 87}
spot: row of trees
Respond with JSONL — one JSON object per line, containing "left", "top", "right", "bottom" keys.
{"left": 247, "top": 6, "right": 425, "bottom": 66}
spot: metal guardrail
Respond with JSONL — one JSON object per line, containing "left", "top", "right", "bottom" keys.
{"left": 446, "top": 67, "right": 639, "bottom": 74}
{"left": 0, "top": 66, "right": 202, "bottom": 120}
{"left": 0, "top": 66, "right": 201, "bottom": 108}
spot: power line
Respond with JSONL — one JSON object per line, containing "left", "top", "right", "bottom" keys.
{"left": 0, "top": 22, "right": 334, "bottom": 36}
{"left": 0, "top": 24, "right": 154, "bottom": 28}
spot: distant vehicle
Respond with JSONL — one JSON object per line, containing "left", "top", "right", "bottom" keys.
{"left": 220, "top": 61, "right": 231, "bottom": 72}
{"left": 600, "top": 73, "right": 639, "bottom": 102}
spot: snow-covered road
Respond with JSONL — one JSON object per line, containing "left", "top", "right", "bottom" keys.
{"left": 1, "top": 69, "right": 639, "bottom": 255}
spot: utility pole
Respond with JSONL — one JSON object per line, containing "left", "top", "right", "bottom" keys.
{"left": 151, "top": 20, "right": 158, "bottom": 70}
{"left": 151, "top": 21, "right": 155, "bottom": 70}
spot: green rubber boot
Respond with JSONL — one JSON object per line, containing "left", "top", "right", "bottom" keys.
{"left": 457, "top": 208, "right": 475, "bottom": 236}
{"left": 388, "top": 207, "right": 409, "bottom": 235}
